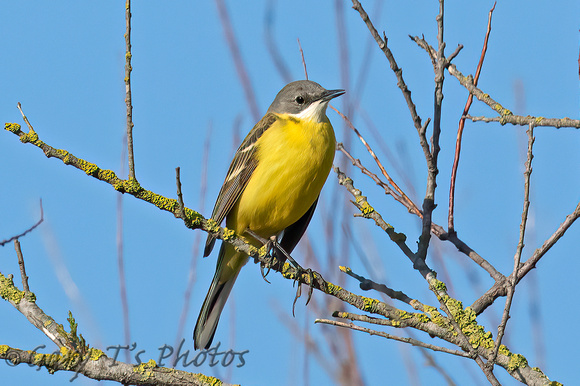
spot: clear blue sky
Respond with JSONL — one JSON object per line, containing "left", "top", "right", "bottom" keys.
{"left": 1, "top": 1, "right": 579, "bottom": 385}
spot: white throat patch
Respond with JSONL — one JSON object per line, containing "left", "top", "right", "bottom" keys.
{"left": 290, "top": 100, "right": 329, "bottom": 123}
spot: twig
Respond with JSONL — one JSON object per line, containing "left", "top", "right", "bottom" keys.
{"left": 14, "top": 240, "right": 30, "bottom": 292}
{"left": 489, "top": 124, "right": 534, "bottom": 368}
{"left": 335, "top": 167, "right": 433, "bottom": 279}
{"left": 333, "top": 110, "right": 421, "bottom": 216}
{"left": 175, "top": 167, "right": 186, "bottom": 219}
{"left": 0, "top": 198, "right": 44, "bottom": 247}
{"left": 315, "top": 318, "right": 471, "bottom": 358}
{"left": 125, "top": 0, "right": 136, "bottom": 180}
{"left": 472, "top": 199, "right": 580, "bottom": 314}
{"left": 465, "top": 114, "right": 580, "bottom": 129}
{"left": 339, "top": 266, "right": 424, "bottom": 311}
{"left": 297, "top": 38, "right": 308, "bottom": 80}
{"left": 215, "top": 0, "right": 260, "bottom": 122}
{"left": 449, "top": 2, "right": 496, "bottom": 232}
{"left": 350, "top": 0, "right": 424, "bottom": 132}
{"left": 173, "top": 125, "right": 211, "bottom": 363}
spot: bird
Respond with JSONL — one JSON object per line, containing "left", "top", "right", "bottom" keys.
{"left": 194, "top": 80, "right": 344, "bottom": 350}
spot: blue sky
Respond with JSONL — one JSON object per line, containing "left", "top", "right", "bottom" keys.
{"left": 1, "top": 1, "right": 579, "bottom": 385}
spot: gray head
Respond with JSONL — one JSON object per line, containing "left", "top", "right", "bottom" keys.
{"left": 267, "top": 80, "right": 344, "bottom": 120}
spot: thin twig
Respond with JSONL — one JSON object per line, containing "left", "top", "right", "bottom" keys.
{"left": 472, "top": 199, "right": 580, "bottom": 314}
{"left": 14, "top": 240, "right": 30, "bottom": 292}
{"left": 333, "top": 109, "right": 421, "bottom": 216}
{"left": 350, "top": 0, "right": 423, "bottom": 132}
{"left": 335, "top": 167, "right": 434, "bottom": 279}
{"left": 0, "top": 198, "right": 44, "bottom": 247}
{"left": 315, "top": 318, "right": 471, "bottom": 358}
{"left": 339, "top": 266, "right": 424, "bottom": 311}
{"left": 449, "top": 2, "right": 496, "bottom": 232}
{"left": 125, "top": 0, "right": 136, "bottom": 180}
{"left": 175, "top": 167, "right": 186, "bottom": 219}
{"left": 297, "top": 38, "right": 308, "bottom": 80}
{"left": 489, "top": 124, "right": 534, "bottom": 369}
{"left": 466, "top": 114, "right": 580, "bottom": 128}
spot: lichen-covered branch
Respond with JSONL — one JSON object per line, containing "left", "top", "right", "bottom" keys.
{"left": 0, "top": 345, "right": 225, "bottom": 386}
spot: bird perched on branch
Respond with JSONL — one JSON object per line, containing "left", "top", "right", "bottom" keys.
{"left": 194, "top": 80, "right": 344, "bottom": 350}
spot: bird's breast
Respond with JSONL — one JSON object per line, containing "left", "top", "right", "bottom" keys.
{"left": 230, "top": 115, "right": 336, "bottom": 238}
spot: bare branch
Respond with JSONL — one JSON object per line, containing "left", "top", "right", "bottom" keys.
{"left": 449, "top": 2, "right": 496, "bottom": 232}
{"left": 315, "top": 318, "right": 471, "bottom": 358}
{"left": 124, "top": 0, "right": 136, "bottom": 180}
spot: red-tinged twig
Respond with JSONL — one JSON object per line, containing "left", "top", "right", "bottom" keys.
{"left": 215, "top": 0, "right": 260, "bottom": 122}
{"left": 332, "top": 107, "right": 421, "bottom": 216}
{"left": 297, "top": 38, "right": 308, "bottom": 80}
{"left": 125, "top": 0, "right": 136, "bottom": 181}
{"left": 448, "top": 2, "right": 496, "bottom": 232}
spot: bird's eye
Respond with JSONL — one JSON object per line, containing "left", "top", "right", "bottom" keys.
{"left": 295, "top": 96, "right": 305, "bottom": 104}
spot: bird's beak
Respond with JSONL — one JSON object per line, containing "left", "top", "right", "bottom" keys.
{"left": 319, "top": 89, "right": 345, "bottom": 103}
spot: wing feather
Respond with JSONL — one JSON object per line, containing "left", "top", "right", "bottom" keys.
{"left": 204, "top": 113, "right": 278, "bottom": 256}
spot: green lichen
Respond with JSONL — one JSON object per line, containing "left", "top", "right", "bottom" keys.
{"left": 398, "top": 310, "right": 413, "bottom": 320}
{"left": 98, "top": 169, "right": 118, "bottom": 182}
{"left": 222, "top": 228, "right": 235, "bottom": 241}
{"left": 325, "top": 281, "right": 343, "bottom": 295}
{"left": 88, "top": 348, "right": 104, "bottom": 361}
{"left": 19, "top": 129, "right": 41, "bottom": 145}
{"left": 195, "top": 373, "right": 224, "bottom": 386}
{"left": 4, "top": 123, "right": 22, "bottom": 133}
{"left": 206, "top": 219, "right": 220, "bottom": 234}
{"left": 355, "top": 196, "right": 375, "bottom": 215}
{"left": 133, "top": 359, "right": 157, "bottom": 380}
{"left": 430, "top": 279, "right": 447, "bottom": 292}
{"left": 0, "top": 273, "right": 25, "bottom": 304}
{"left": 423, "top": 305, "right": 448, "bottom": 328}
{"left": 138, "top": 189, "right": 177, "bottom": 212}
{"left": 361, "top": 296, "right": 379, "bottom": 312}
{"left": 507, "top": 353, "right": 528, "bottom": 371}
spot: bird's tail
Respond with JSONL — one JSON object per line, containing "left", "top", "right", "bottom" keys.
{"left": 194, "top": 243, "right": 243, "bottom": 350}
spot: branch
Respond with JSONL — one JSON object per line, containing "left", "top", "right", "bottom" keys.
{"left": 0, "top": 344, "right": 225, "bottom": 386}
{"left": 465, "top": 114, "right": 580, "bottom": 128}
{"left": 489, "top": 124, "right": 534, "bottom": 368}
{"left": 472, "top": 199, "right": 580, "bottom": 315}
{"left": 315, "top": 317, "right": 471, "bottom": 359}
{"left": 449, "top": 2, "right": 496, "bottom": 232}
{"left": 350, "top": 0, "right": 424, "bottom": 133}
{"left": 124, "top": 0, "right": 136, "bottom": 180}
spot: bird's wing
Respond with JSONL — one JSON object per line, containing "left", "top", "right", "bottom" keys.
{"left": 204, "top": 113, "right": 278, "bottom": 257}
{"left": 274, "top": 197, "right": 319, "bottom": 262}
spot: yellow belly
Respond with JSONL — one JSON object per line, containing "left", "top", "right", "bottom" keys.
{"left": 226, "top": 114, "right": 336, "bottom": 242}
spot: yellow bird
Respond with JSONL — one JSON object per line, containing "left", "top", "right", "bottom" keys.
{"left": 194, "top": 80, "right": 344, "bottom": 349}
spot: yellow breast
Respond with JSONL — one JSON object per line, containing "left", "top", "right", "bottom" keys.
{"left": 228, "top": 114, "right": 336, "bottom": 239}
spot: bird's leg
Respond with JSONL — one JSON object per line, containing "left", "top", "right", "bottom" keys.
{"left": 245, "top": 229, "right": 276, "bottom": 282}
{"left": 245, "top": 228, "right": 315, "bottom": 311}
